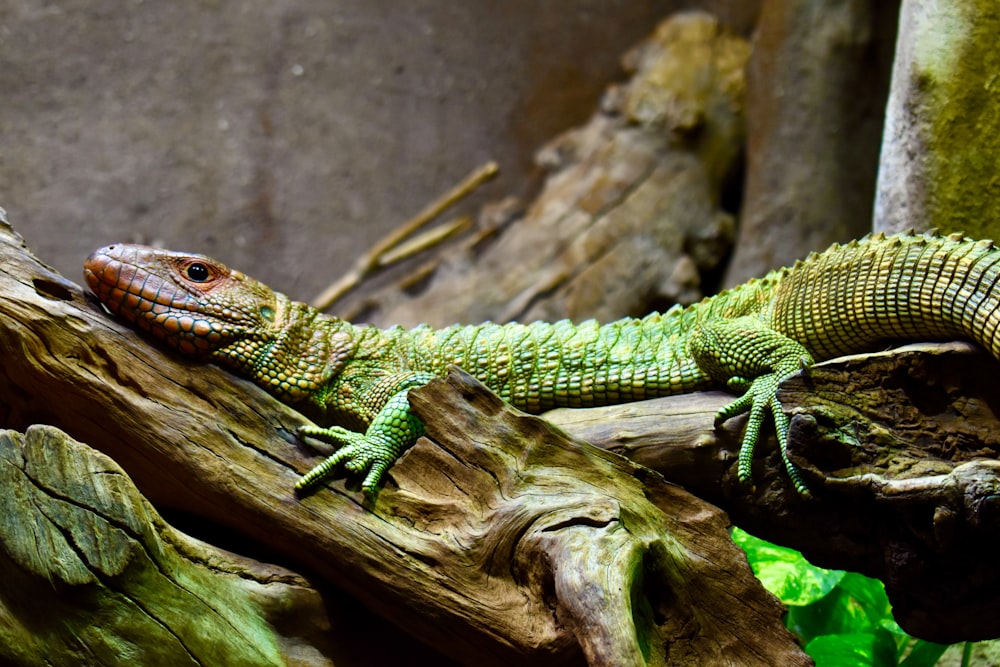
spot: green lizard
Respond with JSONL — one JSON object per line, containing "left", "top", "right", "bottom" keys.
{"left": 84, "top": 231, "right": 1000, "bottom": 496}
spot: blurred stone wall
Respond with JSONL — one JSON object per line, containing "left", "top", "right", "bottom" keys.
{"left": 0, "top": 1, "right": 757, "bottom": 299}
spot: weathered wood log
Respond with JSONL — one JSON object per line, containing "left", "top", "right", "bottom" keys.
{"left": 549, "top": 341, "right": 1000, "bottom": 643}
{"left": 0, "top": 425, "right": 344, "bottom": 666}
{"left": 0, "top": 218, "right": 808, "bottom": 665}
{"left": 403, "top": 370, "right": 805, "bottom": 666}
{"left": 779, "top": 341, "right": 1000, "bottom": 642}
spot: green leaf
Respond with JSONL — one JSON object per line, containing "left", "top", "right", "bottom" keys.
{"left": 805, "top": 633, "right": 879, "bottom": 667}
{"left": 733, "top": 528, "right": 962, "bottom": 664}
{"left": 838, "top": 572, "right": 892, "bottom": 625}
{"left": 733, "top": 527, "right": 844, "bottom": 606}
{"left": 872, "top": 626, "right": 906, "bottom": 666}
{"left": 787, "top": 586, "right": 876, "bottom": 644}
{"left": 899, "top": 639, "right": 949, "bottom": 667}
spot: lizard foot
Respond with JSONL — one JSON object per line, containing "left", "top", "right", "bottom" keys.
{"left": 716, "top": 371, "right": 810, "bottom": 497}
{"left": 295, "top": 425, "right": 396, "bottom": 495}
{"left": 689, "top": 317, "right": 813, "bottom": 496}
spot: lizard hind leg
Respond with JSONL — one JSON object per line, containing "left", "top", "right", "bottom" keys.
{"left": 689, "top": 317, "right": 814, "bottom": 496}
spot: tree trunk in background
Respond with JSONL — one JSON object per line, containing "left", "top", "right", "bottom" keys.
{"left": 722, "top": 0, "right": 898, "bottom": 287}
{"left": 874, "top": 0, "right": 1000, "bottom": 240}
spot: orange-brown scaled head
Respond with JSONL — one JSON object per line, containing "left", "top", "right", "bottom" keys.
{"left": 84, "top": 244, "right": 280, "bottom": 357}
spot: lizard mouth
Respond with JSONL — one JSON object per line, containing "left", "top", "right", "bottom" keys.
{"left": 85, "top": 245, "right": 174, "bottom": 318}
{"left": 85, "top": 245, "right": 143, "bottom": 319}
{"left": 84, "top": 244, "right": 225, "bottom": 355}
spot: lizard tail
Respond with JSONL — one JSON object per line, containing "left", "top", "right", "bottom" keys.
{"left": 768, "top": 231, "right": 1000, "bottom": 361}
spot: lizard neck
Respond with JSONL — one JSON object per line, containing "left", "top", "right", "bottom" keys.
{"left": 210, "top": 294, "right": 362, "bottom": 404}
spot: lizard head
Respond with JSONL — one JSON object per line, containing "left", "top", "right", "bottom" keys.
{"left": 86, "top": 244, "right": 354, "bottom": 404}
{"left": 84, "top": 244, "right": 282, "bottom": 358}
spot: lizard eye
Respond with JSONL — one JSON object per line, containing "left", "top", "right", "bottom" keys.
{"left": 185, "top": 262, "right": 211, "bottom": 282}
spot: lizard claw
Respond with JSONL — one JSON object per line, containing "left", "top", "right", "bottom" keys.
{"left": 295, "top": 425, "right": 395, "bottom": 495}
{"left": 298, "top": 424, "right": 358, "bottom": 446}
{"left": 716, "top": 372, "right": 811, "bottom": 497}
{"left": 715, "top": 380, "right": 752, "bottom": 426}
{"left": 295, "top": 387, "right": 425, "bottom": 495}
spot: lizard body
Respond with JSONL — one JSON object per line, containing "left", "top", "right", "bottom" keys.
{"left": 84, "top": 232, "right": 1000, "bottom": 495}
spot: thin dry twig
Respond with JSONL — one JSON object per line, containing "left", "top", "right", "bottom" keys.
{"left": 311, "top": 161, "right": 498, "bottom": 311}
{"left": 377, "top": 215, "right": 473, "bottom": 267}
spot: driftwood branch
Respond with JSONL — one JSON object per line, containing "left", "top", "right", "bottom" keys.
{"left": 6, "top": 206, "right": 1000, "bottom": 655}
{"left": 548, "top": 341, "right": 1000, "bottom": 643}
{"left": 780, "top": 342, "right": 1000, "bottom": 642}
{"left": 0, "top": 425, "right": 342, "bottom": 666}
{"left": 0, "top": 219, "right": 809, "bottom": 665}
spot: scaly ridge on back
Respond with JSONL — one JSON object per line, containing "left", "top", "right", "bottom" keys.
{"left": 397, "top": 314, "right": 710, "bottom": 412}
{"left": 765, "top": 231, "right": 1000, "bottom": 361}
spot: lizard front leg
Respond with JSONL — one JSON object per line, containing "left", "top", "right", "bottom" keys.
{"left": 689, "top": 316, "right": 814, "bottom": 495}
{"left": 296, "top": 372, "right": 436, "bottom": 494}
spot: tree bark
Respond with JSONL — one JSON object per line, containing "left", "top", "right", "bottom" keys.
{"left": 721, "top": 0, "right": 897, "bottom": 287}
{"left": 0, "top": 425, "right": 345, "bottom": 666}
{"left": 874, "top": 0, "right": 1000, "bottom": 241}
{"left": 0, "top": 217, "right": 809, "bottom": 665}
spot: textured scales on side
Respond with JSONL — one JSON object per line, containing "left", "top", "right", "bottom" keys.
{"left": 84, "top": 232, "right": 1000, "bottom": 496}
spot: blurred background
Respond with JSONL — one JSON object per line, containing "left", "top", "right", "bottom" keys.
{"left": 0, "top": 1, "right": 757, "bottom": 300}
